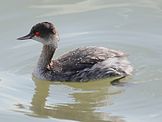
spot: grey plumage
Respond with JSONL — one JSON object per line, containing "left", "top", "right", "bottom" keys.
{"left": 17, "top": 22, "right": 133, "bottom": 82}
{"left": 48, "top": 46, "right": 133, "bottom": 82}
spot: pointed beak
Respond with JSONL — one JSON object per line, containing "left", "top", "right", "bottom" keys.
{"left": 17, "top": 33, "right": 33, "bottom": 40}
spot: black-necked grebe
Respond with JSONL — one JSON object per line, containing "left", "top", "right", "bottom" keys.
{"left": 17, "top": 22, "right": 133, "bottom": 82}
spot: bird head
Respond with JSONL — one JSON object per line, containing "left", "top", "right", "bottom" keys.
{"left": 17, "top": 22, "right": 59, "bottom": 48}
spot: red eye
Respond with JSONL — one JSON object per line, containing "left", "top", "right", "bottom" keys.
{"left": 35, "top": 32, "right": 40, "bottom": 37}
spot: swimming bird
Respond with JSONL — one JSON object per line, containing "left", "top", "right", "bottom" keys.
{"left": 17, "top": 22, "right": 133, "bottom": 82}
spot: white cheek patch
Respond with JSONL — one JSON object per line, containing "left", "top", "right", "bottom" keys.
{"left": 32, "top": 36, "right": 58, "bottom": 48}
{"left": 47, "top": 36, "right": 58, "bottom": 48}
{"left": 33, "top": 36, "right": 43, "bottom": 42}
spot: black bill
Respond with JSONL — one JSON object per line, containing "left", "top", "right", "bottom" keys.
{"left": 17, "top": 33, "right": 33, "bottom": 40}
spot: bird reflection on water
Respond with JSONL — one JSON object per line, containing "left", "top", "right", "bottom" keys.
{"left": 14, "top": 77, "right": 125, "bottom": 122}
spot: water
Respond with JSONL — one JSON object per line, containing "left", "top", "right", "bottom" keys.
{"left": 0, "top": 0, "right": 162, "bottom": 122}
